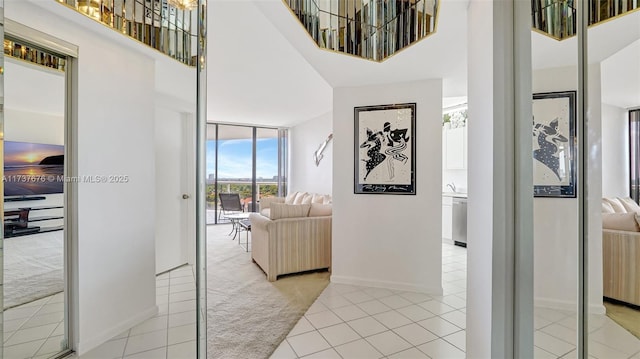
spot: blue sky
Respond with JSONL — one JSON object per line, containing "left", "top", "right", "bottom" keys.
{"left": 206, "top": 138, "right": 278, "bottom": 179}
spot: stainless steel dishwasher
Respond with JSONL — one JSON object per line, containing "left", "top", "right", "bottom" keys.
{"left": 452, "top": 197, "right": 467, "bottom": 247}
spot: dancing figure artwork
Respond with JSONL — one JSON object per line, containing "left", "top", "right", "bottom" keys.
{"left": 531, "top": 91, "right": 576, "bottom": 198}
{"left": 355, "top": 103, "right": 416, "bottom": 195}
{"left": 359, "top": 122, "right": 410, "bottom": 182}
{"left": 533, "top": 117, "right": 568, "bottom": 181}
{"left": 383, "top": 122, "right": 410, "bottom": 180}
{"left": 359, "top": 128, "right": 386, "bottom": 181}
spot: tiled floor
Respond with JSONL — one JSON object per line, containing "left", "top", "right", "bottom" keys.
{"left": 7, "top": 237, "right": 640, "bottom": 359}
{"left": 272, "top": 240, "right": 640, "bottom": 359}
{"left": 69, "top": 265, "right": 197, "bottom": 359}
{"left": 271, "top": 241, "right": 468, "bottom": 359}
{"left": 3, "top": 292, "right": 66, "bottom": 359}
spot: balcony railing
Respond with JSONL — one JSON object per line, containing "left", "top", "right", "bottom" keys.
{"left": 4, "top": 38, "right": 67, "bottom": 71}
{"left": 532, "top": 0, "right": 639, "bottom": 40}
{"left": 285, "top": 0, "right": 438, "bottom": 62}
{"left": 55, "top": 0, "right": 196, "bottom": 66}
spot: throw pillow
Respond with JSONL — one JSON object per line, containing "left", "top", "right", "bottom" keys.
{"left": 602, "top": 212, "right": 640, "bottom": 232}
{"left": 604, "top": 198, "right": 627, "bottom": 213}
{"left": 601, "top": 200, "right": 615, "bottom": 214}
{"left": 309, "top": 203, "right": 332, "bottom": 217}
{"left": 322, "top": 194, "right": 332, "bottom": 205}
{"left": 269, "top": 203, "right": 311, "bottom": 220}
{"left": 311, "top": 193, "right": 325, "bottom": 204}
{"left": 618, "top": 197, "right": 640, "bottom": 214}
{"left": 260, "top": 208, "right": 271, "bottom": 218}
{"left": 285, "top": 192, "right": 298, "bottom": 204}
{"left": 301, "top": 193, "right": 313, "bottom": 204}
{"left": 293, "top": 192, "right": 308, "bottom": 205}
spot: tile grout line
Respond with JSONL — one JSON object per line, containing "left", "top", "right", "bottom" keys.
{"left": 4, "top": 295, "right": 53, "bottom": 344}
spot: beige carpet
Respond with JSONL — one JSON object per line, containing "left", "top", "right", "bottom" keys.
{"left": 207, "top": 224, "right": 329, "bottom": 359}
{"left": 604, "top": 300, "right": 640, "bottom": 339}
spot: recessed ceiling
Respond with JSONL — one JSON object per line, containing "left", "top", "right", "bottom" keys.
{"left": 209, "top": 1, "right": 638, "bottom": 128}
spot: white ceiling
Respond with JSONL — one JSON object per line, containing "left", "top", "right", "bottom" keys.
{"left": 207, "top": 1, "right": 333, "bottom": 127}
{"left": 208, "top": 0, "right": 469, "bottom": 127}
{"left": 532, "top": 10, "right": 640, "bottom": 109}
{"left": 208, "top": 1, "right": 639, "bottom": 128}
{"left": 601, "top": 39, "right": 640, "bottom": 109}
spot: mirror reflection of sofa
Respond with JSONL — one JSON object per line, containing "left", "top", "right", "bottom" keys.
{"left": 250, "top": 192, "right": 332, "bottom": 281}
{"left": 601, "top": 197, "right": 640, "bottom": 306}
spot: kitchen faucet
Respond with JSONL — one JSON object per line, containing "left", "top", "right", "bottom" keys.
{"left": 446, "top": 183, "right": 456, "bottom": 192}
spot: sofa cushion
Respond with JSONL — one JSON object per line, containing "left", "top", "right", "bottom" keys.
{"left": 260, "top": 208, "right": 271, "bottom": 218}
{"left": 602, "top": 200, "right": 615, "bottom": 214}
{"left": 285, "top": 192, "right": 298, "bottom": 204}
{"left": 618, "top": 197, "right": 640, "bottom": 214}
{"left": 309, "top": 203, "right": 332, "bottom": 217}
{"left": 269, "top": 203, "right": 311, "bottom": 220}
{"left": 602, "top": 212, "right": 640, "bottom": 232}
{"left": 604, "top": 198, "right": 627, "bottom": 213}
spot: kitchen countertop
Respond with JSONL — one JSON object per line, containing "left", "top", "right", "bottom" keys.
{"left": 442, "top": 192, "right": 468, "bottom": 198}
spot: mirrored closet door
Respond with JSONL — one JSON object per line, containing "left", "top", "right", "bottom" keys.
{"left": 2, "top": 24, "right": 74, "bottom": 359}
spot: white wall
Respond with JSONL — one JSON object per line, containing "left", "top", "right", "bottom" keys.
{"left": 7, "top": 1, "right": 160, "bottom": 353}
{"left": 289, "top": 112, "right": 333, "bottom": 195}
{"left": 332, "top": 79, "right": 443, "bottom": 293}
{"left": 532, "top": 65, "right": 604, "bottom": 313}
{"left": 601, "top": 103, "right": 629, "bottom": 198}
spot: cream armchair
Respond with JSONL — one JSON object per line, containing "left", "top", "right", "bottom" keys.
{"left": 250, "top": 200, "right": 332, "bottom": 281}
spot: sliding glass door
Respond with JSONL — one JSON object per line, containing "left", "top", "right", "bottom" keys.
{"left": 206, "top": 124, "right": 287, "bottom": 224}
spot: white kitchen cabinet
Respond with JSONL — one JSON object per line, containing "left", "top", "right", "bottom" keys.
{"left": 442, "top": 196, "right": 453, "bottom": 240}
{"left": 445, "top": 127, "right": 467, "bottom": 170}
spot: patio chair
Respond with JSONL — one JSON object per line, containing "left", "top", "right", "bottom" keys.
{"left": 219, "top": 193, "right": 243, "bottom": 221}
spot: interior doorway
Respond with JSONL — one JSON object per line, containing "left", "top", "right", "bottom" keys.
{"left": 155, "top": 110, "right": 196, "bottom": 273}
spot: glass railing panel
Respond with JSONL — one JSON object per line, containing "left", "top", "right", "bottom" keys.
{"left": 3, "top": 39, "right": 67, "bottom": 72}
{"left": 532, "top": 0, "right": 639, "bottom": 40}
{"left": 285, "top": 0, "right": 438, "bottom": 62}
{"left": 55, "top": 0, "right": 196, "bottom": 66}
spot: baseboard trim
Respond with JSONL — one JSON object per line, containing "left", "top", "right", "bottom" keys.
{"left": 76, "top": 305, "right": 158, "bottom": 355}
{"left": 330, "top": 275, "right": 443, "bottom": 295}
{"left": 535, "top": 297, "right": 606, "bottom": 315}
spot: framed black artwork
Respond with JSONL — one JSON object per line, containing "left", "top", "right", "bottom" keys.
{"left": 354, "top": 103, "right": 416, "bottom": 195}
{"left": 532, "top": 91, "right": 577, "bottom": 198}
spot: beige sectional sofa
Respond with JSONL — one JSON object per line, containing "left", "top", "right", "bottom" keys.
{"left": 602, "top": 197, "right": 640, "bottom": 306}
{"left": 249, "top": 192, "right": 332, "bottom": 281}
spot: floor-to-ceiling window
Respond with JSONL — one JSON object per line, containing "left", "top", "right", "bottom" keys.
{"left": 206, "top": 124, "right": 288, "bottom": 224}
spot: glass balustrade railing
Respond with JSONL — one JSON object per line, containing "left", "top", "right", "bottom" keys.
{"left": 285, "top": 0, "right": 438, "bottom": 62}
{"left": 55, "top": 0, "right": 196, "bottom": 66}
{"left": 532, "top": 0, "right": 639, "bottom": 40}
{"left": 4, "top": 38, "right": 67, "bottom": 71}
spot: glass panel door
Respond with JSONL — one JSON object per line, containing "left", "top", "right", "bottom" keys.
{"left": 216, "top": 125, "right": 254, "bottom": 219}
{"left": 206, "top": 124, "right": 217, "bottom": 225}
{"left": 256, "top": 128, "right": 280, "bottom": 212}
